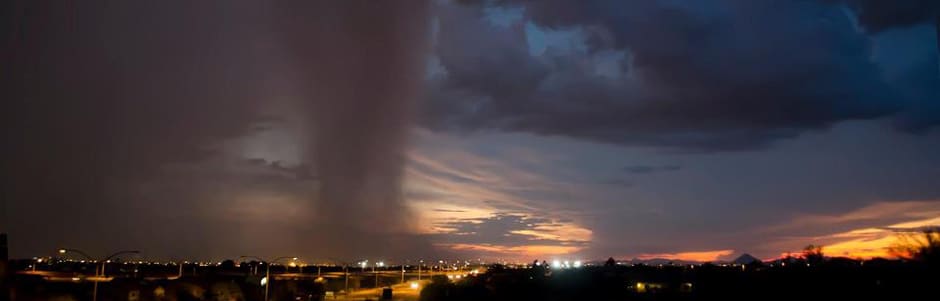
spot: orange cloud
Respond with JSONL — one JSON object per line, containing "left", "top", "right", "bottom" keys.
{"left": 408, "top": 202, "right": 497, "bottom": 234}
{"left": 404, "top": 135, "right": 595, "bottom": 258}
{"left": 810, "top": 215, "right": 940, "bottom": 259}
{"left": 765, "top": 201, "right": 940, "bottom": 259}
{"left": 634, "top": 249, "right": 735, "bottom": 262}
{"left": 440, "top": 243, "right": 583, "bottom": 259}
{"left": 509, "top": 222, "right": 593, "bottom": 243}
{"left": 766, "top": 201, "right": 940, "bottom": 233}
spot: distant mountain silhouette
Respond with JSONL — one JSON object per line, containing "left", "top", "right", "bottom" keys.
{"left": 732, "top": 253, "right": 761, "bottom": 265}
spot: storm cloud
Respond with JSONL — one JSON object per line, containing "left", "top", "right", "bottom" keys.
{"left": 836, "top": 0, "right": 939, "bottom": 33}
{"left": 2, "top": 0, "right": 433, "bottom": 260}
{"left": 423, "top": 0, "right": 938, "bottom": 151}
{"left": 3, "top": 0, "right": 940, "bottom": 262}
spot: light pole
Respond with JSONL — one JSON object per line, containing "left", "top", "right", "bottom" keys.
{"left": 58, "top": 248, "right": 140, "bottom": 301}
{"left": 32, "top": 258, "right": 43, "bottom": 272}
{"left": 327, "top": 258, "right": 351, "bottom": 296}
{"left": 418, "top": 260, "right": 423, "bottom": 281}
{"left": 240, "top": 255, "right": 297, "bottom": 301}
{"left": 374, "top": 261, "right": 384, "bottom": 288}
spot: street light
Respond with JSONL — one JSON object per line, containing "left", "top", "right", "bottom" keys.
{"left": 326, "top": 258, "right": 353, "bottom": 296}
{"left": 58, "top": 248, "right": 140, "bottom": 301}
{"left": 239, "top": 255, "right": 298, "bottom": 301}
{"left": 374, "top": 261, "right": 385, "bottom": 288}
{"left": 418, "top": 260, "right": 424, "bottom": 281}
{"left": 32, "top": 258, "right": 44, "bottom": 272}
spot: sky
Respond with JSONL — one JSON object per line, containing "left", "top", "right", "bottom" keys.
{"left": 2, "top": 0, "right": 940, "bottom": 263}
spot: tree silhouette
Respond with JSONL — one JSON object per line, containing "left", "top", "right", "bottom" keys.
{"left": 803, "top": 245, "right": 824, "bottom": 264}
{"left": 605, "top": 257, "right": 617, "bottom": 267}
{"left": 220, "top": 259, "right": 236, "bottom": 270}
{"left": 890, "top": 227, "right": 940, "bottom": 267}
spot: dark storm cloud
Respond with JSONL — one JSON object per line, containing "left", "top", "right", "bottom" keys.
{"left": 834, "top": 0, "right": 940, "bottom": 131}
{"left": 2, "top": 0, "right": 433, "bottom": 260}
{"left": 834, "top": 0, "right": 939, "bottom": 33}
{"left": 2, "top": 0, "right": 270, "bottom": 257}
{"left": 424, "top": 0, "right": 936, "bottom": 151}
{"left": 272, "top": 0, "right": 434, "bottom": 259}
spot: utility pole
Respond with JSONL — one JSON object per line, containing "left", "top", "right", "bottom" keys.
{"left": 58, "top": 249, "right": 139, "bottom": 301}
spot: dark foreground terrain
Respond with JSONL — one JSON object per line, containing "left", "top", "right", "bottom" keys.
{"left": 2, "top": 257, "right": 937, "bottom": 300}
{"left": 420, "top": 259, "right": 938, "bottom": 301}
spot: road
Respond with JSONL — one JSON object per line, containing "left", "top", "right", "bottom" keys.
{"left": 330, "top": 280, "right": 427, "bottom": 301}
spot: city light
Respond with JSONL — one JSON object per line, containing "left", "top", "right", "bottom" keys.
{"left": 574, "top": 260, "right": 582, "bottom": 268}
{"left": 260, "top": 277, "right": 268, "bottom": 286}
{"left": 552, "top": 260, "right": 561, "bottom": 268}
{"left": 410, "top": 282, "right": 420, "bottom": 289}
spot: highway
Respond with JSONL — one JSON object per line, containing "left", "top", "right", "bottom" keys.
{"left": 334, "top": 280, "right": 428, "bottom": 301}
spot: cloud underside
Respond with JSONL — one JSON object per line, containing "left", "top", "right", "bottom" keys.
{"left": 405, "top": 136, "right": 593, "bottom": 259}
{"left": 423, "top": 0, "right": 939, "bottom": 151}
